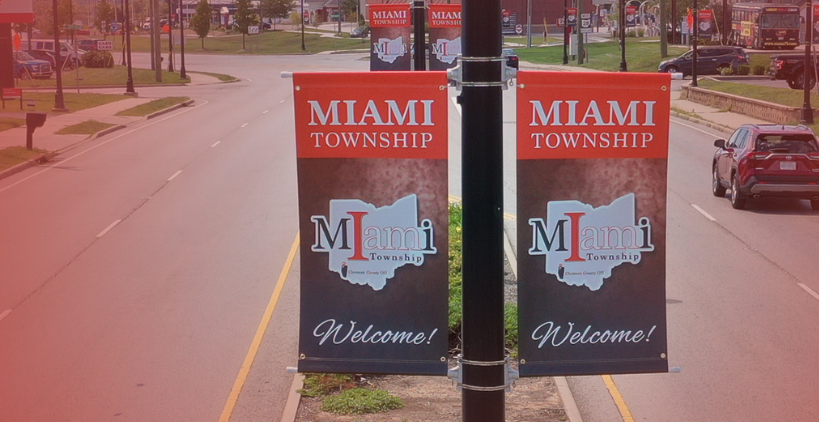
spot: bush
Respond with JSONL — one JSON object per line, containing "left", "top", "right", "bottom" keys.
{"left": 753, "top": 64, "right": 766, "bottom": 75}
{"left": 321, "top": 388, "right": 404, "bottom": 415}
{"left": 737, "top": 65, "right": 751, "bottom": 75}
{"left": 719, "top": 66, "right": 734, "bottom": 76}
{"left": 299, "top": 374, "right": 356, "bottom": 397}
{"left": 82, "top": 50, "right": 114, "bottom": 68}
{"left": 637, "top": 28, "right": 645, "bottom": 37}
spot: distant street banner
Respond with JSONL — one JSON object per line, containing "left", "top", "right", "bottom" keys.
{"left": 428, "top": 4, "right": 461, "bottom": 70}
{"left": 813, "top": 5, "right": 819, "bottom": 43}
{"left": 369, "top": 4, "right": 412, "bottom": 71}
{"left": 0, "top": 0, "right": 34, "bottom": 23}
{"left": 516, "top": 71, "right": 670, "bottom": 376}
{"left": 698, "top": 10, "right": 714, "bottom": 39}
{"left": 292, "top": 72, "right": 450, "bottom": 375}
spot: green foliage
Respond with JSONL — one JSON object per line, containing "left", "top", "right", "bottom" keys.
{"left": 504, "top": 302, "right": 519, "bottom": 351}
{"left": 753, "top": 64, "right": 766, "bottom": 75}
{"left": 191, "top": 0, "right": 213, "bottom": 47}
{"left": 448, "top": 203, "right": 463, "bottom": 334}
{"left": 637, "top": 29, "right": 645, "bottom": 37}
{"left": 234, "top": 0, "right": 259, "bottom": 35}
{"left": 719, "top": 66, "right": 734, "bottom": 76}
{"left": 737, "top": 64, "right": 751, "bottom": 75}
{"left": 262, "top": 0, "right": 293, "bottom": 29}
{"left": 320, "top": 388, "right": 404, "bottom": 415}
{"left": 96, "top": 0, "right": 116, "bottom": 37}
{"left": 290, "top": 10, "right": 303, "bottom": 27}
{"left": 82, "top": 50, "right": 114, "bottom": 68}
{"left": 299, "top": 374, "right": 357, "bottom": 397}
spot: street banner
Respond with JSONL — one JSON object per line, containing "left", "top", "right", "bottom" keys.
{"left": 502, "top": 9, "right": 517, "bottom": 34}
{"left": 428, "top": 4, "right": 461, "bottom": 71}
{"left": 292, "top": 71, "right": 450, "bottom": 375}
{"left": 813, "top": 5, "right": 819, "bottom": 44}
{"left": 567, "top": 8, "right": 578, "bottom": 27}
{"left": 698, "top": 10, "right": 714, "bottom": 39}
{"left": 626, "top": 6, "right": 637, "bottom": 27}
{"left": 0, "top": 0, "right": 34, "bottom": 23}
{"left": 515, "top": 71, "right": 670, "bottom": 376}
{"left": 369, "top": 4, "right": 412, "bottom": 71}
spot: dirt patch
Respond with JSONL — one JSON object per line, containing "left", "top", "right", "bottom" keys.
{"left": 294, "top": 370, "right": 568, "bottom": 421}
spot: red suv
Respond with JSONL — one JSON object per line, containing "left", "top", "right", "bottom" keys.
{"left": 712, "top": 124, "right": 819, "bottom": 210}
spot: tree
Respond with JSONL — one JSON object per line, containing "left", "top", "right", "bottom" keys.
{"left": 96, "top": 0, "right": 116, "bottom": 38}
{"left": 341, "top": 0, "right": 358, "bottom": 22}
{"left": 191, "top": 0, "right": 212, "bottom": 49}
{"left": 261, "top": 0, "right": 292, "bottom": 31}
{"left": 234, "top": 0, "right": 258, "bottom": 49}
{"left": 58, "top": 0, "right": 74, "bottom": 27}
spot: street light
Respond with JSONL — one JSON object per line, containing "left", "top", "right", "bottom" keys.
{"left": 125, "top": 0, "right": 135, "bottom": 94}
{"left": 562, "top": 0, "right": 568, "bottom": 65}
{"left": 619, "top": 0, "right": 627, "bottom": 71}
{"left": 179, "top": 1, "right": 187, "bottom": 79}
{"left": 802, "top": 0, "right": 814, "bottom": 124}
{"left": 691, "top": 0, "right": 698, "bottom": 87}
{"left": 52, "top": 0, "right": 67, "bottom": 111}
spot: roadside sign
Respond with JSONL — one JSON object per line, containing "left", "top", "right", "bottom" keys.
{"left": 248, "top": 25, "right": 260, "bottom": 34}
{"left": 516, "top": 71, "right": 670, "bottom": 377}
{"left": 567, "top": 8, "right": 577, "bottom": 27}
{"left": 97, "top": 40, "right": 114, "bottom": 50}
{"left": 515, "top": 24, "right": 523, "bottom": 35}
{"left": 580, "top": 13, "right": 592, "bottom": 33}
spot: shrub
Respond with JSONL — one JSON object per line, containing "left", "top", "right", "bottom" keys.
{"left": 321, "top": 388, "right": 404, "bottom": 415}
{"left": 637, "top": 28, "right": 645, "bottom": 37}
{"left": 82, "top": 50, "right": 114, "bottom": 68}
{"left": 299, "top": 374, "right": 356, "bottom": 397}
{"left": 753, "top": 64, "right": 766, "bottom": 75}
{"left": 719, "top": 66, "right": 734, "bottom": 76}
{"left": 737, "top": 65, "right": 751, "bottom": 75}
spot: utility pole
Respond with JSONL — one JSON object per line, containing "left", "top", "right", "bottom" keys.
{"left": 563, "top": 0, "right": 569, "bottom": 64}
{"left": 125, "top": 0, "right": 136, "bottom": 94}
{"left": 578, "top": 0, "right": 584, "bottom": 65}
{"left": 53, "top": 0, "right": 68, "bottom": 111}
{"left": 179, "top": 2, "right": 187, "bottom": 79}
{"left": 460, "top": 0, "right": 505, "bottom": 419}
{"left": 619, "top": 0, "right": 627, "bottom": 71}
{"left": 413, "top": 0, "right": 425, "bottom": 71}
{"left": 153, "top": 0, "right": 162, "bottom": 81}
{"left": 168, "top": 0, "right": 174, "bottom": 71}
{"left": 692, "top": 1, "right": 698, "bottom": 87}
{"left": 660, "top": 0, "right": 668, "bottom": 57}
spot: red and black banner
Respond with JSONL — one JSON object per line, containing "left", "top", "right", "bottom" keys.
{"left": 626, "top": 6, "right": 637, "bottom": 27}
{"left": 515, "top": 71, "right": 670, "bottom": 376}
{"left": 698, "top": 10, "right": 715, "bottom": 39}
{"left": 292, "top": 72, "right": 450, "bottom": 375}
{"left": 369, "top": 4, "right": 412, "bottom": 71}
{"left": 428, "top": 4, "right": 461, "bottom": 71}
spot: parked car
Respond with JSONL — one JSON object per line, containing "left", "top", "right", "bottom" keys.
{"left": 350, "top": 25, "right": 370, "bottom": 38}
{"left": 768, "top": 53, "right": 819, "bottom": 90}
{"left": 25, "top": 49, "right": 78, "bottom": 70}
{"left": 13, "top": 51, "right": 53, "bottom": 79}
{"left": 503, "top": 48, "right": 519, "bottom": 69}
{"left": 22, "top": 39, "right": 85, "bottom": 67}
{"left": 658, "top": 46, "right": 749, "bottom": 77}
{"left": 712, "top": 124, "right": 819, "bottom": 210}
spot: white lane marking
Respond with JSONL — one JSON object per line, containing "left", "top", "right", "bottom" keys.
{"left": 211, "top": 141, "right": 221, "bottom": 147}
{"left": 167, "top": 170, "right": 183, "bottom": 181}
{"left": 671, "top": 118, "right": 726, "bottom": 137}
{"left": 240, "top": 123, "right": 248, "bottom": 128}
{"left": 0, "top": 100, "right": 207, "bottom": 194}
{"left": 0, "top": 309, "right": 12, "bottom": 322}
{"left": 451, "top": 96, "right": 462, "bottom": 116}
{"left": 798, "top": 283, "right": 819, "bottom": 302}
{"left": 264, "top": 109, "right": 271, "bottom": 113}
{"left": 690, "top": 204, "right": 717, "bottom": 222}
{"left": 97, "top": 219, "right": 122, "bottom": 238}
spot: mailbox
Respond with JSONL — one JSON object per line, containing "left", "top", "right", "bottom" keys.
{"left": 26, "top": 112, "right": 47, "bottom": 150}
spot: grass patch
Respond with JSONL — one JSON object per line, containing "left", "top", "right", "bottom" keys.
{"left": 697, "top": 78, "right": 819, "bottom": 109}
{"left": 320, "top": 388, "right": 404, "bottom": 415}
{"left": 0, "top": 117, "right": 26, "bottom": 132}
{"left": 56, "top": 120, "right": 116, "bottom": 135}
{"left": 0, "top": 146, "right": 49, "bottom": 171}
{"left": 9, "top": 92, "right": 128, "bottom": 114}
{"left": 516, "top": 38, "right": 689, "bottom": 72}
{"left": 14, "top": 66, "right": 191, "bottom": 89}
{"left": 115, "top": 97, "right": 190, "bottom": 117}
{"left": 299, "top": 374, "right": 357, "bottom": 398}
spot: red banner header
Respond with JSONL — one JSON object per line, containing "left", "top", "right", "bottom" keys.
{"left": 293, "top": 72, "right": 449, "bottom": 160}
{"left": 429, "top": 5, "right": 461, "bottom": 28}
{"left": 369, "top": 4, "right": 412, "bottom": 27}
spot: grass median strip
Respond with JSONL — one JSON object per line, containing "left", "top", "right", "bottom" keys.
{"left": 115, "top": 97, "right": 190, "bottom": 117}
{"left": 12, "top": 92, "right": 128, "bottom": 114}
{"left": 0, "top": 117, "right": 26, "bottom": 132}
{"left": 0, "top": 146, "right": 49, "bottom": 172}
{"left": 56, "top": 120, "right": 117, "bottom": 135}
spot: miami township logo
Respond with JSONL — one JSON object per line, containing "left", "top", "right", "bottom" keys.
{"left": 311, "top": 194, "right": 436, "bottom": 290}
{"left": 528, "top": 193, "right": 654, "bottom": 291}
{"left": 373, "top": 37, "right": 406, "bottom": 64}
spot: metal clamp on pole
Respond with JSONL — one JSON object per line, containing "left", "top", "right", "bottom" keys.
{"left": 447, "top": 355, "right": 520, "bottom": 392}
{"left": 447, "top": 56, "right": 516, "bottom": 90}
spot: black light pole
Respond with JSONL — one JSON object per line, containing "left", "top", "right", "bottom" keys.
{"left": 722, "top": 0, "right": 728, "bottom": 45}
{"left": 179, "top": 1, "right": 187, "bottom": 79}
{"left": 52, "top": 0, "right": 67, "bottom": 111}
{"left": 461, "top": 0, "right": 505, "bottom": 418}
{"left": 802, "top": 0, "right": 814, "bottom": 123}
{"left": 671, "top": 0, "right": 677, "bottom": 44}
{"left": 692, "top": 1, "right": 698, "bottom": 87}
{"left": 125, "top": 0, "right": 135, "bottom": 94}
{"left": 563, "top": 0, "right": 569, "bottom": 64}
{"left": 413, "top": 0, "right": 425, "bottom": 70}
{"left": 619, "top": 0, "right": 627, "bottom": 71}
{"left": 301, "top": 0, "right": 306, "bottom": 51}
{"left": 168, "top": 0, "right": 174, "bottom": 71}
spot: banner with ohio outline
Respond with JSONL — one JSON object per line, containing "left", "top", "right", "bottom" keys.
{"left": 292, "top": 71, "right": 450, "bottom": 375}
{"left": 369, "top": 4, "right": 412, "bottom": 71}
{"left": 516, "top": 71, "right": 670, "bottom": 377}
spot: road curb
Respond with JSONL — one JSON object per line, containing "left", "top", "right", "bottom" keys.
{"left": 0, "top": 151, "right": 56, "bottom": 180}
{"left": 670, "top": 110, "right": 734, "bottom": 135}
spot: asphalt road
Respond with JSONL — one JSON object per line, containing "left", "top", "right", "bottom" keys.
{"left": 2, "top": 52, "right": 819, "bottom": 422}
